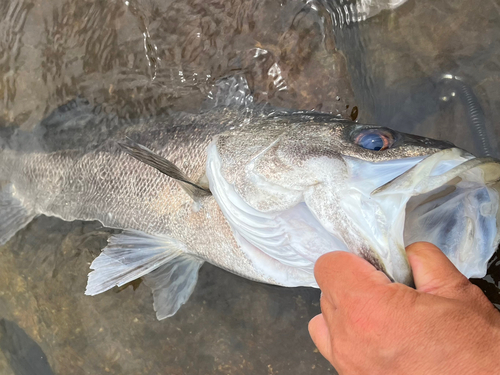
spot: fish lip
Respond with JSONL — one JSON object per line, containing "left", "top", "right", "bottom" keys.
{"left": 371, "top": 148, "right": 500, "bottom": 197}
{"left": 399, "top": 133, "right": 455, "bottom": 150}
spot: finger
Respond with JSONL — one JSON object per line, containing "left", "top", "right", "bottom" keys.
{"left": 314, "top": 251, "right": 391, "bottom": 308}
{"left": 406, "top": 242, "right": 471, "bottom": 298}
{"left": 308, "top": 314, "right": 335, "bottom": 365}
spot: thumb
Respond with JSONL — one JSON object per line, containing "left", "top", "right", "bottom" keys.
{"left": 406, "top": 242, "right": 471, "bottom": 298}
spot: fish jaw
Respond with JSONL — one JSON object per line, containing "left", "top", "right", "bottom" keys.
{"left": 374, "top": 148, "right": 500, "bottom": 279}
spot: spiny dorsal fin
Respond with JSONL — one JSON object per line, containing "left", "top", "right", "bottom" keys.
{"left": 119, "top": 141, "right": 211, "bottom": 198}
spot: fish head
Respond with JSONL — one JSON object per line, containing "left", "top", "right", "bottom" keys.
{"left": 206, "top": 116, "right": 500, "bottom": 286}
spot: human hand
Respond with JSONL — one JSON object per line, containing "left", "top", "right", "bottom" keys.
{"left": 308, "top": 242, "right": 500, "bottom": 375}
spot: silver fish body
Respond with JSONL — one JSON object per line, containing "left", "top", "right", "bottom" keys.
{"left": 1, "top": 101, "right": 499, "bottom": 319}
{"left": 1, "top": 107, "right": 268, "bottom": 284}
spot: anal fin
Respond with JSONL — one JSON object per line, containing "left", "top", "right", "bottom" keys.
{"left": 85, "top": 230, "right": 204, "bottom": 319}
{"left": 144, "top": 254, "right": 203, "bottom": 319}
{"left": 0, "top": 184, "right": 36, "bottom": 246}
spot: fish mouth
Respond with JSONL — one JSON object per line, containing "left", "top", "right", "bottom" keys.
{"left": 344, "top": 148, "right": 500, "bottom": 284}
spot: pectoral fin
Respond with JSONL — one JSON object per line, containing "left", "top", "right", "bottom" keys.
{"left": 85, "top": 230, "right": 204, "bottom": 319}
{"left": 119, "top": 141, "right": 211, "bottom": 199}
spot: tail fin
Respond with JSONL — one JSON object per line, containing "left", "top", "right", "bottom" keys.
{"left": 0, "top": 184, "right": 36, "bottom": 246}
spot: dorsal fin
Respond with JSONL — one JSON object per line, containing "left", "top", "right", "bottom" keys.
{"left": 119, "top": 141, "right": 211, "bottom": 199}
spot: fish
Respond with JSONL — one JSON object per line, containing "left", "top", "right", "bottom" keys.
{"left": 1, "top": 93, "right": 499, "bottom": 320}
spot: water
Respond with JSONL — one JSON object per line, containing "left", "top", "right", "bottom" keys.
{"left": 0, "top": 0, "right": 499, "bottom": 374}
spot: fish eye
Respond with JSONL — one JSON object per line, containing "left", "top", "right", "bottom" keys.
{"left": 354, "top": 129, "right": 394, "bottom": 151}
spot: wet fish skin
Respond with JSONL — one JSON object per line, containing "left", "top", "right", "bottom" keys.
{"left": 1, "top": 107, "right": 268, "bottom": 283}
{"left": 2, "top": 107, "right": 440, "bottom": 274}
{"left": 1, "top": 102, "right": 497, "bottom": 319}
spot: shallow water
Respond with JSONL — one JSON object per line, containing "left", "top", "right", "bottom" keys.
{"left": 0, "top": 0, "right": 499, "bottom": 374}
